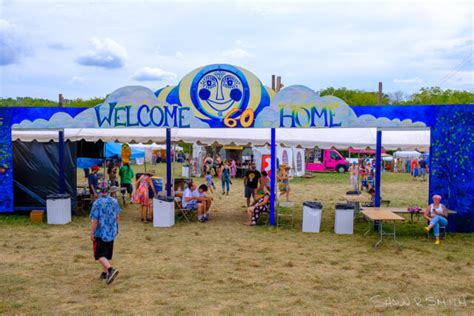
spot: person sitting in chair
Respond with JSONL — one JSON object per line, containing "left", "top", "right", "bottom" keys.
{"left": 182, "top": 182, "right": 211, "bottom": 223}
{"left": 245, "top": 186, "right": 271, "bottom": 226}
{"left": 423, "top": 194, "right": 448, "bottom": 245}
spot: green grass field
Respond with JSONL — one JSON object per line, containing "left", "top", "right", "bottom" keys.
{"left": 1, "top": 164, "right": 473, "bottom": 314}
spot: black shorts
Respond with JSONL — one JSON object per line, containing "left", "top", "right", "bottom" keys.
{"left": 244, "top": 186, "right": 256, "bottom": 198}
{"left": 93, "top": 238, "right": 114, "bottom": 260}
{"left": 121, "top": 183, "right": 133, "bottom": 194}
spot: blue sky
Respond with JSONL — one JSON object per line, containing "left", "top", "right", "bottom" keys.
{"left": 0, "top": 0, "right": 472, "bottom": 100}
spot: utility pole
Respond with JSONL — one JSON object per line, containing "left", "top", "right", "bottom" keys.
{"left": 377, "top": 82, "right": 383, "bottom": 105}
{"left": 271, "top": 75, "right": 284, "bottom": 92}
{"left": 59, "top": 94, "right": 65, "bottom": 107}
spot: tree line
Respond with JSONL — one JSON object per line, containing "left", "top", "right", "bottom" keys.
{"left": 0, "top": 87, "right": 472, "bottom": 107}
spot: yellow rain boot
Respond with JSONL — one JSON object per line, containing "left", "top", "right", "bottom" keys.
{"left": 424, "top": 226, "right": 430, "bottom": 233}
{"left": 434, "top": 240, "right": 440, "bottom": 245}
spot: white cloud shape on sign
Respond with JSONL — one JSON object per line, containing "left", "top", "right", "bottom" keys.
{"left": 254, "top": 85, "right": 427, "bottom": 128}
{"left": 132, "top": 67, "right": 177, "bottom": 81}
{"left": 76, "top": 37, "right": 127, "bottom": 69}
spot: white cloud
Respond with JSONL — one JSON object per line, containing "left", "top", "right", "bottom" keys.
{"left": 47, "top": 41, "right": 72, "bottom": 50}
{"left": 393, "top": 77, "right": 423, "bottom": 84}
{"left": 221, "top": 48, "right": 252, "bottom": 59}
{"left": 132, "top": 67, "right": 177, "bottom": 81}
{"left": 175, "top": 51, "right": 184, "bottom": 59}
{"left": 71, "top": 76, "right": 86, "bottom": 84}
{"left": 0, "top": 19, "right": 31, "bottom": 65}
{"left": 76, "top": 37, "right": 127, "bottom": 69}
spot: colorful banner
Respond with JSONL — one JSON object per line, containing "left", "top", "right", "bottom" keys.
{"left": 12, "top": 64, "right": 427, "bottom": 130}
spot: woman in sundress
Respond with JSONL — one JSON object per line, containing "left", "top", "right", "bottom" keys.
{"left": 132, "top": 173, "right": 156, "bottom": 222}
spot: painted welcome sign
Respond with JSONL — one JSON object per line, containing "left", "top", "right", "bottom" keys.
{"left": 2, "top": 63, "right": 473, "bottom": 233}
{"left": 12, "top": 64, "right": 427, "bottom": 130}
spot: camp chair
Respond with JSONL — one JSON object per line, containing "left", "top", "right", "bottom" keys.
{"left": 174, "top": 196, "right": 195, "bottom": 222}
{"left": 276, "top": 201, "right": 295, "bottom": 229}
{"left": 426, "top": 220, "right": 447, "bottom": 240}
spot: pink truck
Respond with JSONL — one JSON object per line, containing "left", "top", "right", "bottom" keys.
{"left": 306, "top": 149, "right": 350, "bottom": 173}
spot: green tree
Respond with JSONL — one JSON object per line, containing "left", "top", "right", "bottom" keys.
{"left": 319, "top": 87, "right": 390, "bottom": 105}
{"left": 407, "top": 87, "right": 474, "bottom": 104}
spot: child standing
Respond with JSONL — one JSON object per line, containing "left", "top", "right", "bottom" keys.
{"left": 90, "top": 180, "right": 121, "bottom": 285}
{"left": 205, "top": 171, "right": 216, "bottom": 193}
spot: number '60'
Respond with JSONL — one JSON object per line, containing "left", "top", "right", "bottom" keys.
{"left": 223, "top": 109, "right": 255, "bottom": 128}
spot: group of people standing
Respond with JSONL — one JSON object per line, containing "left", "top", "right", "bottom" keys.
{"left": 348, "top": 159, "right": 375, "bottom": 192}
{"left": 203, "top": 154, "right": 237, "bottom": 195}
{"left": 410, "top": 157, "right": 428, "bottom": 181}
{"left": 88, "top": 161, "right": 161, "bottom": 223}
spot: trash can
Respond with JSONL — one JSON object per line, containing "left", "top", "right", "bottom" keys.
{"left": 46, "top": 194, "right": 71, "bottom": 225}
{"left": 182, "top": 165, "right": 190, "bottom": 178}
{"left": 334, "top": 203, "right": 355, "bottom": 234}
{"left": 153, "top": 196, "right": 175, "bottom": 227}
{"left": 302, "top": 201, "right": 323, "bottom": 233}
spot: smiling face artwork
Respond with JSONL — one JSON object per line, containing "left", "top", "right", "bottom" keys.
{"left": 176, "top": 64, "right": 272, "bottom": 128}
{"left": 197, "top": 70, "right": 244, "bottom": 118}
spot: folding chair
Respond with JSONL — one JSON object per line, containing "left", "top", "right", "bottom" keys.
{"left": 174, "top": 196, "right": 195, "bottom": 222}
{"left": 426, "top": 220, "right": 447, "bottom": 240}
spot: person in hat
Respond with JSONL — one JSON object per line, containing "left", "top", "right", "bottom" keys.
{"left": 244, "top": 162, "right": 261, "bottom": 207}
{"left": 423, "top": 195, "right": 448, "bottom": 245}
{"left": 90, "top": 179, "right": 121, "bottom": 284}
{"left": 277, "top": 164, "right": 291, "bottom": 202}
{"left": 88, "top": 165, "right": 101, "bottom": 200}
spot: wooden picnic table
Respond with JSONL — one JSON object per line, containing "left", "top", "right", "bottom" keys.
{"left": 361, "top": 209, "right": 405, "bottom": 249}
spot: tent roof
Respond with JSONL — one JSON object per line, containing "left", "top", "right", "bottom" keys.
{"left": 12, "top": 128, "right": 430, "bottom": 151}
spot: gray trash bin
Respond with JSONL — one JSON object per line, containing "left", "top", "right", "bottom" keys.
{"left": 302, "top": 201, "right": 323, "bottom": 233}
{"left": 334, "top": 203, "right": 355, "bottom": 234}
{"left": 46, "top": 194, "right": 71, "bottom": 224}
{"left": 153, "top": 196, "right": 175, "bottom": 227}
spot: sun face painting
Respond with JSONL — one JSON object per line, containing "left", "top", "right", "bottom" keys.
{"left": 196, "top": 69, "right": 245, "bottom": 118}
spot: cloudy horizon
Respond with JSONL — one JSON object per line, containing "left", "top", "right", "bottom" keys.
{"left": 0, "top": 0, "right": 472, "bottom": 100}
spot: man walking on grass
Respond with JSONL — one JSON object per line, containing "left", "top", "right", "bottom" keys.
{"left": 90, "top": 179, "right": 121, "bottom": 284}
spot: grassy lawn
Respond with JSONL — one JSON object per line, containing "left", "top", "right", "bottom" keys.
{"left": 1, "top": 164, "right": 473, "bottom": 314}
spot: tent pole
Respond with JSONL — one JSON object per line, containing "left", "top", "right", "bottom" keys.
{"left": 166, "top": 128, "right": 172, "bottom": 197}
{"left": 270, "top": 128, "right": 276, "bottom": 226}
{"left": 58, "top": 130, "right": 65, "bottom": 194}
{"left": 374, "top": 130, "right": 382, "bottom": 207}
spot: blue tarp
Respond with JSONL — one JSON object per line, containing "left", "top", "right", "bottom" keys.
{"left": 104, "top": 142, "right": 145, "bottom": 159}
{"left": 77, "top": 158, "right": 105, "bottom": 169}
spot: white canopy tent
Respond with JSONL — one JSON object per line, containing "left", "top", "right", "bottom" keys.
{"left": 12, "top": 128, "right": 430, "bottom": 151}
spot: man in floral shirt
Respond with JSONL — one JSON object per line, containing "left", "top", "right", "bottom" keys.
{"left": 90, "top": 180, "right": 121, "bottom": 285}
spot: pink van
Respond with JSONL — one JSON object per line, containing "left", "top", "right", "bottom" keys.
{"left": 306, "top": 149, "right": 350, "bottom": 173}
